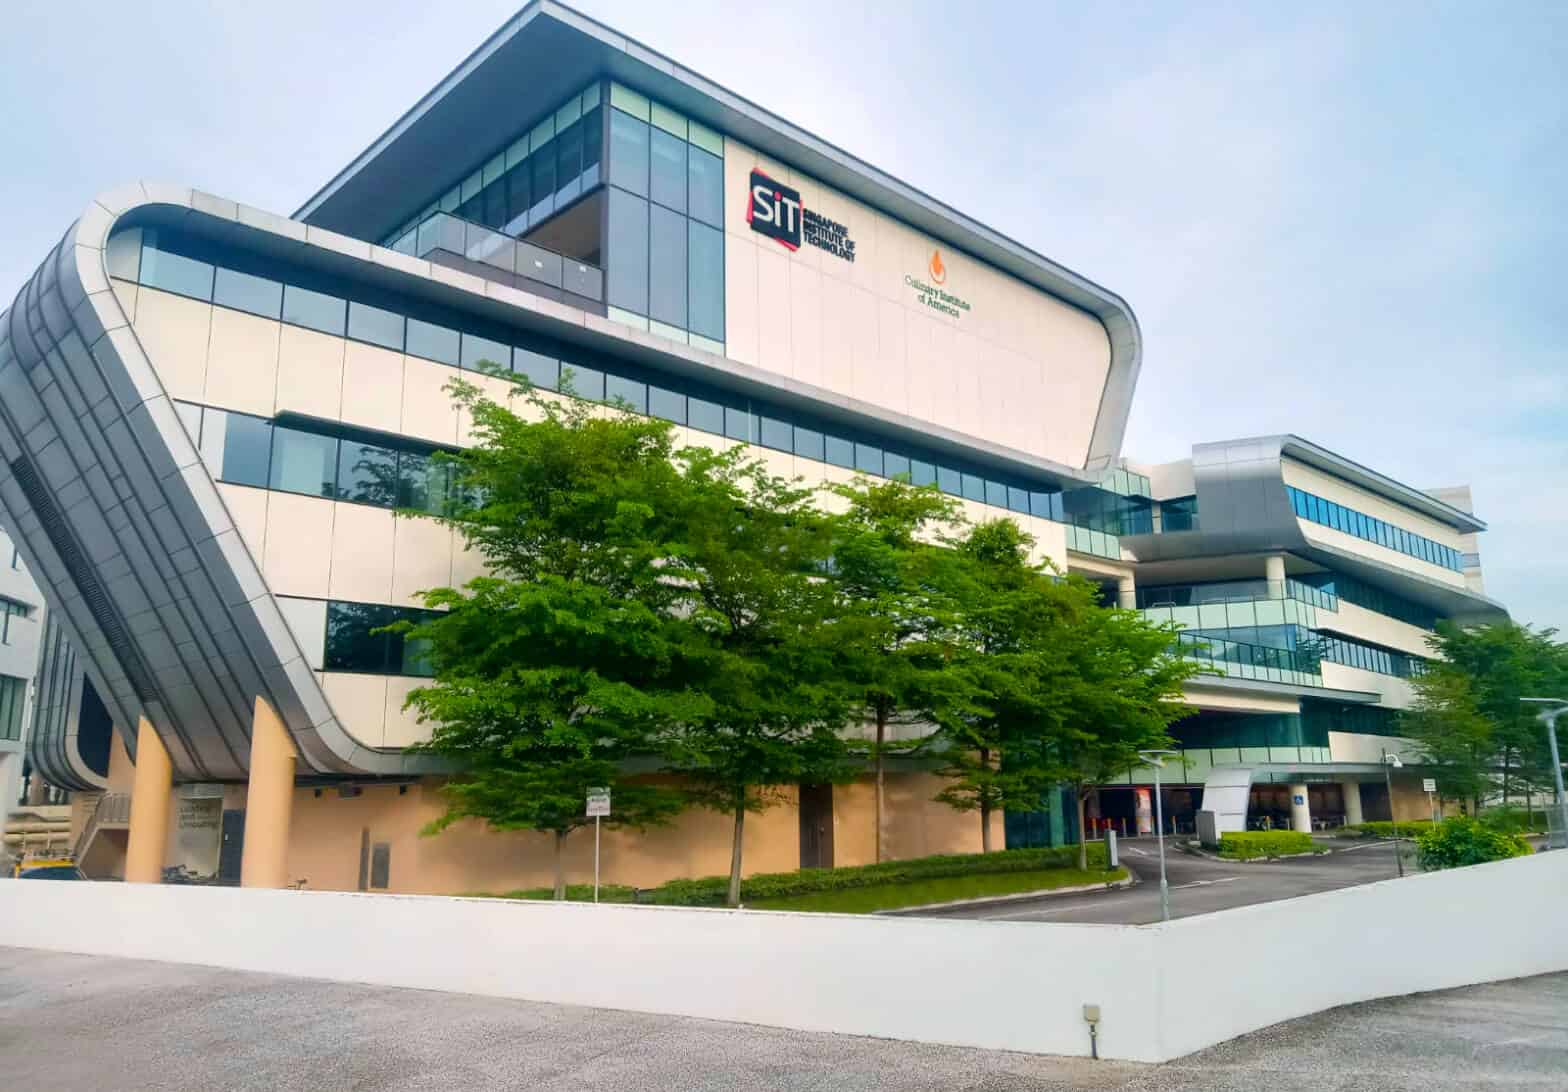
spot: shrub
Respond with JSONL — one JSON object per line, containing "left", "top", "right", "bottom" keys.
{"left": 1343, "top": 820, "right": 1433, "bottom": 839}
{"left": 1415, "top": 817, "right": 1531, "bottom": 871}
{"left": 487, "top": 844, "right": 1108, "bottom": 906}
{"left": 1217, "top": 831, "right": 1317, "bottom": 859}
{"left": 1476, "top": 806, "right": 1543, "bottom": 835}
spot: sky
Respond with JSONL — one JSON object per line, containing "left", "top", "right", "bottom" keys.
{"left": 2, "top": 1, "right": 1563, "bottom": 629}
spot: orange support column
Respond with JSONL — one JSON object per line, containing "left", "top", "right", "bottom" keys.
{"left": 123, "top": 716, "right": 173, "bottom": 884}
{"left": 240, "top": 696, "right": 297, "bottom": 888}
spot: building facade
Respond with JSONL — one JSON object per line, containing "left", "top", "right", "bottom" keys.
{"left": 0, "top": 526, "right": 47, "bottom": 818}
{"left": 0, "top": 2, "right": 1507, "bottom": 891}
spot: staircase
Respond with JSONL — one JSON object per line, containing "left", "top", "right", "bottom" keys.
{"left": 74, "top": 792, "right": 131, "bottom": 877}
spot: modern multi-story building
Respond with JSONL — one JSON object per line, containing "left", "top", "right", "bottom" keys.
{"left": 0, "top": 526, "right": 46, "bottom": 817}
{"left": 0, "top": 2, "right": 1508, "bottom": 891}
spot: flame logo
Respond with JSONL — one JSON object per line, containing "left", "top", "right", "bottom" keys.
{"left": 929, "top": 249, "right": 947, "bottom": 285}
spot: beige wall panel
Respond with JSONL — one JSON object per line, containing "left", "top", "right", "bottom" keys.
{"left": 877, "top": 298, "right": 914, "bottom": 416}
{"left": 1299, "top": 522, "right": 1466, "bottom": 588}
{"left": 274, "top": 325, "right": 345, "bottom": 421}
{"left": 1324, "top": 602, "right": 1436, "bottom": 659}
{"left": 110, "top": 277, "right": 138, "bottom": 323}
{"left": 724, "top": 236, "right": 760, "bottom": 366}
{"left": 337, "top": 341, "right": 401, "bottom": 432}
{"left": 755, "top": 246, "right": 793, "bottom": 376}
{"left": 321, "top": 672, "right": 389, "bottom": 749}
{"left": 1184, "top": 685, "right": 1300, "bottom": 715}
{"left": 457, "top": 371, "right": 521, "bottom": 445}
{"left": 132, "top": 287, "right": 212, "bottom": 402}
{"left": 1328, "top": 731, "right": 1420, "bottom": 765}
{"left": 203, "top": 307, "right": 280, "bottom": 417}
{"left": 789, "top": 262, "right": 825, "bottom": 390}
{"left": 401, "top": 357, "right": 461, "bottom": 445}
{"left": 391, "top": 515, "right": 454, "bottom": 607}
{"left": 261, "top": 492, "right": 334, "bottom": 598}
{"left": 844, "top": 283, "right": 882, "bottom": 410}
{"left": 216, "top": 482, "right": 269, "bottom": 561}
{"left": 1320, "top": 663, "right": 1417, "bottom": 710}
{"left": 328, "top": 502, "right": 396, "bottom": 604}
{"left": 450, "top": 537, "right": 490, "bottom": 589}
{"left": 1283, "top": 459, "right": 1465, "bottom": 553}
{"left": 383, "top": 678, "right": 430, "bottom": 749}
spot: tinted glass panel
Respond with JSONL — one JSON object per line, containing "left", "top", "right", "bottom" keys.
{"left": 605, "top": 373, "right": 647, "bottom": 412}
{"left": 556, "top": 119, "right": 583, "bottom": 195}
{"left": 794, "top": 427, "right": 825, "bottom": 463}
{"left": 825, "top": 435, "right": 854, "bottom": 468}
{"left": 530, "top": 140, "right": 557, "bottom": 221}
{"left": 580, "top": 105, "right": 603, "bottom": 179}
{"left": 337, "top": 441, "right": 399, "bottom": 506}
{"left": 909, "top": 459, "right": 936, "bottom": 487}
{"left": 724, "top": 406, "right": 754, "bottom": 442}
{"left": 649, "top": 128, "right": 687, "bottom": 213}
{"left": 688, "top": 146, "right": 724, "bottom": 228}
{"left": 648, "top": 384, "right": 686, "bottom": 423}
{"left": 688, "top": 396, "right": 723, "bottom": 434}
{"left": 396, "top": 451, "right": 448, "bottom": 515}
{"left": 461, "top": 333, "right": 511, "bottom": 372}
{"left": 883, "top": 453, "right": 911, "bottom": 481}
{"left": 608, "top": 109, "right": 650, "bottom": 196}
{"left": 985, "top": 480, "right": 1008, "bottom": 508}
{"left": 213, "top": 267, "right": 282, "bottom": 319}
{"left": 854, "top": 443, "right": 883, "bottom": 475}
{"left": 562, "top": 362, "right": 604, "bottom": 400}
{"left": 269, "top": 426, "right": 338, "bottom": 497}
{"left": 687, "top": 221, "right": 724, "bottom": 342}
{"left": 512, "top": 347, "right": 558, "bottom": 389}
{"left": 347, "top": 302, "right": 405, "bottom": 351}
{"left": 406, "top": 318, "right": 460, "bottom": 365}
{"left": 324, "top": 601, "right": 395, "bottom": 673}
{"left": 141, "top": 243, "right": 214, "bottom": 300}
{"left": 506, "top": 163, "right": 532, "bottom": 231}
{"left": 216, "top": 411, "right": 272, "bottom": 488}
{"left": 759, "top": 415, "right": 792, "bottom": 452}
{"left": 937, "top": 466, "right": 961, "bottom": 495}
{"left": 649, "top": 205, "right": 688, "bottom": 329}
{"left": 606, "top": 188, "right": 649, "bottom": 314}
{"left": 282, "top": 285, "right": 346, "bottom": 336}
{"left": 961, "top": 473, "right": 985, "bottom": 501}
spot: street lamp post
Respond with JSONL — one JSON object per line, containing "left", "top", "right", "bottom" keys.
{"left": 1521, "top": 698, "right": 1568, "bottom": 849}
{"left": 1382, "top": 749, "right": 1404, "bottom": 878}
{"left": 1139, "top": 749, "right": 1179, "bottom": 922}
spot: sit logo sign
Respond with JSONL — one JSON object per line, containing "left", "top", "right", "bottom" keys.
{"left": 746, "top": 169, "right": 802, "bottom": 251}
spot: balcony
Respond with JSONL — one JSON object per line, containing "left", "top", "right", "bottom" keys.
{"left": 1175, "top": 631, "right": 1322, "bottom": 687}
{"left": 391, "top": 212, "right": 604, "bottom": 314}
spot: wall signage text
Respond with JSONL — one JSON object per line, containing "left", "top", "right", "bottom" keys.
{"left": 905, "top": 250, "right": 971, "bottom": 318}
{"left": 747, "top": 169, "right": 856, "bottom": 262}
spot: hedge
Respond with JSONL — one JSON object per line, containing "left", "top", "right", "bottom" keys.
{"left": 1343, "top": 820, "right": 1433, "bottom": 839}
{"left": 1416, "top": 818, "right": 1532, "bottom": 871}
{"left": 1217, "top": 831, "right": 1317, "bottom": 859}
{"left": 496, "top": 843, "right": 1109, "bottom": 906}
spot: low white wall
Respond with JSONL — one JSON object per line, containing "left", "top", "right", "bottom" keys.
{"left": 3, "top": 851, "right": 1566, "bottom": 1063}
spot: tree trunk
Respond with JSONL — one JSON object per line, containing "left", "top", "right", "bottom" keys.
{"left": 728, "top": 793, "right": 746, "bottom": 908}
{"left": 1076, "top": 787, "right": 1089, "bottom": 872}
{"left": 552, "top": 829, "right": 566, "bottom": 901}
{"left": 874, "top": 704, "right": 887, "bottom": 864}
{"left": 978, "top": 747, "right": 992, "bottom": 852}
{"left": 1502, "top": 751, "right": 1512, "bottom": 809}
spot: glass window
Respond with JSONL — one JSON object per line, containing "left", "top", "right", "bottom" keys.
{"left": 530, "top": 139, "right": 557, "bottom": 222}
{"left": 336, "top": 441, "right": 399, "bottom": 507}
{"left": 461, "top": 333, "right": 511, "bottom": 372}
{"left": 347, "top": 301, "right": 405, "bottom": 351}
{"left": 824, "top": 435, "right": 854, "bottom": 469}
{"left": 649, "top": 205, "right": 688, "bottom": 329}
{"left": 213, "top": 267, "right": 282, "bottom": 319}
{"left": 793, "top": 427, "right": 825, "bottom": 463}
{"left": 688, "top": 146, "right": 724, "bottom": 228}
{"left": 396, "top": 451, "right": 448, "bottom": 515}
{"left": 759, "top": 415, "right": 792, "bottom": 452}
{"left": 648, "top": 384, "right": 686, "bottom": 423}
{"left": 210, "top": 410, "right": 272, "bottom": 488}
{"left": 985, "top": 480, "right": 1008, "bottom": 509}
{"left": 854, "top": 442, "right": 882, "bottom": 476}
{"left": 961, "top": 473, "right": 986, "bottom": 502}
{"left": 606, "top": 188, "right": 649, "bottom": 315}
{"left": 937, "top": 466, "right": 961, "bottom": 495}
{"left": 555, "top": 118, "right": 584, "bottom": 203}
{"left": 512, "top": 347, "right": 557, "bottom": 390}
{"left": 909, "top": 459, "right": 936, "bottom": 487}
{"left": 687, "top": 221, "right": 724, "bottom": 342}
{"left": 401, "top": 633, "right": 435, "bottom": 678}
{"left": 884, "top": 453, "right": 910, "bottom": 481}
{"left": 324, "top": 601, "right": 395, "bottom": 673}
{"left": 1007, "top": 485, "right": 1031, "bottom": 514}
{"left": 605, "top": 373, "right": 647, "bottom": 413}
{"left": 506, "top": 160, "right": 532, "bottom": 232}
{"left": 580, "top": 105, "right": 603, "bottom": 190}
{"left": 281, "top": 285, "right": 346, "bottom": 336}
{"left": 561, "top": 361, "right": 605, "bottom": 401}
{"left": 141, "top": 242, "right": 214, "bottom": 300}
{"left": 405, "top": 318, "right": 460, "bottom": 366}
{"left": 724, "top": 405, "right": 754, "bottom": 443}
{"left": 687, "top": 396, "right": 723, "bottom": 435}
{"left": 269, "top": 426, "right": 338, "bottom": 498}
{"left": 609, "top": 109, "right": 650, "bottom": 196}
{"left": 650, "top": 128, "right": 687, "bottom": 213}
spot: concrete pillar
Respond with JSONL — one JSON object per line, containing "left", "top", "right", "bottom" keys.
{"left": 1116, "top": 574, "right": 1136, "bottom": 610}
{"left": 1265, "top": 554, "right": 1287, "bottom": 599}
{"left": 1288, "top": 782, "right": 1312, "bottom": 833}
{"left": 240, "top": 696, "right": 297, "bottom": 889}
{"left": 1341, "top": 781, "right": 1364, "bottom": 826}
{"left": 123, "top": 716, "right": 172, "bottom": 884}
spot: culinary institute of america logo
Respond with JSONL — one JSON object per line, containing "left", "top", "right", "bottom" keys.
{"left": 929, "top": 249, "right": 947, "bottom": 285}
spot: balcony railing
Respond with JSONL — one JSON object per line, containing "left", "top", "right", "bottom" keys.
{"left": 1174, "top": 631, "right": 1322, "bottom": 688}
{"left": 392, "top": 212, "right": 604, "bottom": 309}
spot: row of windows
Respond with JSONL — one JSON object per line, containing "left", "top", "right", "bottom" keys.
{"left": 1286, "top": 486, "right": 1463, "bottom": 572}
{"left": 1158, "top": 495, "right": 1199, "bottom": 533}
{"left": 1, "top": 597, "right": 29, "bottom": 646}
{"left": 122, "top": 227, "right": 1127, "bottom": 558}
{"left": 1296, "top": 571, "right": 1440, "bottom": 631}
{"left": 1172, "top": 711, "right": 1329, "bottom": 751}
{"left": 1317, "top": 631, "right": 1428, "bottom": 680}
{"left": 0, "top": 675, "right": 24, "bottom": 742}
{"left": 1137, "top": 578, "right": 1337, "bottom": 612}
{"left": 1175, "top": 630, "right": 1321, "bottom": 684}
{"left": 1300, "top": 700, "right": 1403, "bottom": 739}
{"left": 176, "top": 402, "right": 457, "bottom": 517}
{"left": 324, "top": 601, "right": 438, "bottom": 678}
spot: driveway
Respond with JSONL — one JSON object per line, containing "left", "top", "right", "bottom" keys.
{"left": 923, "top": 838, "right": 1414, "bottom": 923}
{"left": 1, "top": 948, "right": 1563, "bottom": 1090}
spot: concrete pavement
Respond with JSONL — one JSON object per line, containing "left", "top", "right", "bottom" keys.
{"left": 923, "top": 839, "right": 1416, "bottom": 923}
{"left": 2, "top": 947, "right": 1563, "bottom": 1090}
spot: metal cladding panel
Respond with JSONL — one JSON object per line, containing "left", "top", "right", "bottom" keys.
{"left": 0, "top": 188, "right": 419, "bottom": 779}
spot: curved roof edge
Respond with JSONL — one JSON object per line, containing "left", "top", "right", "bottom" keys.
{"left": 293, "top": 0, "right": 1142, "bottom": 471}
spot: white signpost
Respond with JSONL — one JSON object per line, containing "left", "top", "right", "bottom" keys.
{"left": 586, "top": 788, "right": 610, "bottom": 902}
{"left": 1423, "top": 778, "right": 1438, "bottom": 824}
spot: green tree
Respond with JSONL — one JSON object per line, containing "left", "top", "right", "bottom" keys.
{"left": 399, "top": 378, "right": 702, "bottom": 897}
{"left": 828, "top": 476, "right": 971, "bottom": 861}
{"left": 1415, "top": 816, "right": 1531, "bottom": 871}
{"left": 1401, "top": 667, "right": 1493, "bottom": 812}
{"left": 660, "top": 444, "right": 861, "bottom": 907}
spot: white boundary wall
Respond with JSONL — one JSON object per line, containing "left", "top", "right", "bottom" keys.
{"left": 3, "top": 851, "right": 1565, "bottom": 1063}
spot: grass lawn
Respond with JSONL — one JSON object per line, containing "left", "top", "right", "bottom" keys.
{"left": 746, "top": 866, "right": 1128, "bottom": 914}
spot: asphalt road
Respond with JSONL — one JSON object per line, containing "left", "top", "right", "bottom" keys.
{"left": 2, "top": 947, "right": 1563, "bottom": 1090}
{"left": 923, "top": 838, "right": 1417, "bottom": 924}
